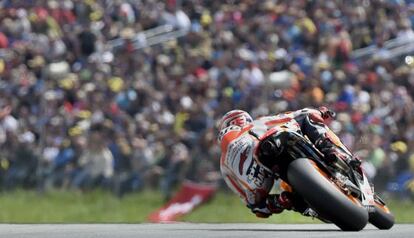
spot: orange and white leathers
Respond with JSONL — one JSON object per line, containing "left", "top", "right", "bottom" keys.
{"left": 219, "top": 112, "right": 301, "bottom": 208}
{"left": 218, "top": 108, "right": 352, "bottom": 210}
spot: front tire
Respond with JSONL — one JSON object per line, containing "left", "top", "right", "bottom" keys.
{"left": 369, "top": 202, "right": 394, "bottom": 230}
{"left": 287, "top": 158, "right": 368, "bottom": 231}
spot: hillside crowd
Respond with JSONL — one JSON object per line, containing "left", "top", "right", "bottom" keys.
{"left": 0, "top": 0, "right": 414, "bottom": 198}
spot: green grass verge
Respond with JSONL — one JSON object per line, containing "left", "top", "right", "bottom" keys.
{"left": 0, "top": 190, "right": 412, "bottom": 223}
{"left": 0, "top": 190, "right": 164, "bottom": 223}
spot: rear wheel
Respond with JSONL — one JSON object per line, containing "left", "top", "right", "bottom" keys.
{"left": 369, "top": 201, "right": 394, "bottom": 230}
{"left": 287, "top": 158, "right": 368, "bottom": 231}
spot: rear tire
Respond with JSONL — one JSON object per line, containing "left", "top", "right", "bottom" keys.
{"left": 369, "top": 203, "right": 394, "bottom": 230}
{"left": 287, "top": 158, "right": 368, "bottom": 231}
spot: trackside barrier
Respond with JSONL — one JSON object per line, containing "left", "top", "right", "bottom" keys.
{"left": 351, "top": 36, "right": 414, "bottom": 61}
{"left": 108, "top": 24, "right": 189, "bottom": 51}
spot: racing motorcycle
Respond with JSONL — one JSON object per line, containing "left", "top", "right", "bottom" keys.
{"left": 253, "top": 117, "right": 395, "bottom": 231}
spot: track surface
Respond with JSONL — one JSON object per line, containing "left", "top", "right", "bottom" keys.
{"left": 0, "top": 223, "right": 412, "bottom": 238}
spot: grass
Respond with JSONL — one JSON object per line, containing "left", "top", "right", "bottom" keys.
{"left": 0, "top": 190, "right": 164, "bottom": 223}
{"left": 0, "top": 190, "right": 412, "bottom": 223}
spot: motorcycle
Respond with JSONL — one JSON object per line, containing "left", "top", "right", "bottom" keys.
{"left": 253, "top": 118, "right": 395, "bottom": 231}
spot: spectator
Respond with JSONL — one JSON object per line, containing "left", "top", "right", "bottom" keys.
{"left": 72, "top": 129, "right": 113, "bottom": 190}
{"left": 160, "top": 142, "right": 190, "bottom": 200}
{"left": 0, "top": 0, "right": 413, "bottom": 197}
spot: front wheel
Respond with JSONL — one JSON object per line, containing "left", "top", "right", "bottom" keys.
{"left": 287, "top": 158, "right": 368, "bottom": 231}
{"left": 369, "top": 201, "right": 395, "bottom": 230}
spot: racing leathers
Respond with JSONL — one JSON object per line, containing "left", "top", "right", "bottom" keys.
{"left": 218, "top": 107, "right": 355, "bottom": 218}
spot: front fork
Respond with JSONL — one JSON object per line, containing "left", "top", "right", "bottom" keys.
{"left": 358, "top": 173, "right": 377, "bottom": 213}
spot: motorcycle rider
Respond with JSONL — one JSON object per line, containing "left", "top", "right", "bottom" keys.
{"left": 218, "top": 107, "right": 361, "bottom": 218}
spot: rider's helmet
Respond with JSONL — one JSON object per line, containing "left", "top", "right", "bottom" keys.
{"left": 219, "top": 109, "right": 253, "bottom": 131}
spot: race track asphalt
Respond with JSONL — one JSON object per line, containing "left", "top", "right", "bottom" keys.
{"left": 0, "top": 223, "right": 412, "bottom": 238}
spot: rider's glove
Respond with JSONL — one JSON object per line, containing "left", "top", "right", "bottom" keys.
{"left": 318, "top": 106, "right": 336, "bottom": 119}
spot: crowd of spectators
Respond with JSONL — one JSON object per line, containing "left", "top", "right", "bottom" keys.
{"left": 0, "top": 0, "right": 414, "bottom": 199}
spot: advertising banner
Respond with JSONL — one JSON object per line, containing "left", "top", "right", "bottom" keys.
{"left": 148, "top": 181, "right": 216, "bottom": 222}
